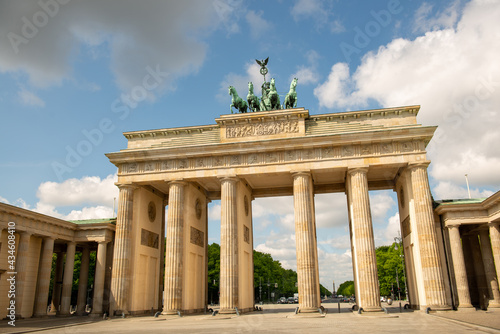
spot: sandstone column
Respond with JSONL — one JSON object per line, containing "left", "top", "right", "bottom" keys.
{"left": 76, "top": 246, "right": 90, "bottom": 315}
{"left": 219, "top": 177, "right": 239, "bottom": 314}
{"left": 346, "top": 168, "right": 381, "bottom": 312}
{"left": 92, "top": 241, "right": 108, "bottom": 315}
{"left": 60, "top": 241, "right": 76, "bottom": 315}
{"left": 15, "top": 231, "right": 32, "bottom": 318}
{"left": 49, "top": 252, "right": 64, "bottom": 314}
{"left": 447, "top": 225, "right": 473, "bottom": 309}
{"left": 409, "top": 162, "right": 449, "bottom": 310}
{"left": 479, "top": 229, "right": 500, "bottom": 308}
{"left": 163, "top": 181, "right": 185, "bottom": 315}
{"left": 110, "top": 184, "right": 136, "bottom": 315}
{"left": 293, "top": 172, "right": 321, "bottom": 312}
{"left": 490, "top": 222, "right": 500, "bottom": 291}
{"left": 33, "top": 237, "right": 55, "bottom": 317}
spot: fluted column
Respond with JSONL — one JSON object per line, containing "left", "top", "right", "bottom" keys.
{"left": 49, "top": 252, "right": 64, "bottom": 314}
{"left": 479, "top": 229, "right": 500, "bottom": 308}
{"left": 219, "top": 177, "right": 239, "bottom": 314}
{"left": 34, "top": 237, "right": 55, "bottom": 316}
{"left": 409, "top": 162, "right": 449, "bottom": 310}
{"left": 163, "top": 181, "right": 185, "bottom": 315}
{"left": 15, "top": 231, "right": 32, "bottom": 317}
{"left": 110, "top": 184, "right": 136, "bottom": 315}
{"left": 92, "top": 241, "right": 108, "bottom": 315}
{"left": 293, "top": 172, "right": 320, "bottom": 312}
{"left": 76, "top": 246, "right": 90, "bottom": 315}
{"left": 490, "top": 223, "right": 500, "bottom": 292}
{"left": 346, "top": 168, "right": 381, "bottom": 312}
{"left": 447, "top": 225, "right": 473, "bottom": 309}
{"left": 60, "top": 241, "right": 76, "bottom": 315}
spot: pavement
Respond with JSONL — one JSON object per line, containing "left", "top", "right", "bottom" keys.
{"left": 1, "top": 303, "right": 499, "bottom": 334}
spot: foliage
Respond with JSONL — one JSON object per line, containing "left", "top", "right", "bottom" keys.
{"left": 376, "top": 243, "right": 406, "bottom": 299}
{"left": 336, "top": 280, "right": 355, "bottom": 297}
{"left": 207, "top": 243, "right": 331, "bottom": 304}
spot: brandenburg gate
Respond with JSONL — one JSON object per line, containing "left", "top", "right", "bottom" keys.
{"left": 105, "top": 105, "right": 453, "bottom": 315}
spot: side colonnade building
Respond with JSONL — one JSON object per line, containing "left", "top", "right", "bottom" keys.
{"left": 0, "top": 204, "right": 115, "bottom": 319}
{"left": 1, "top": 105, "right": 499, "bottom": 319}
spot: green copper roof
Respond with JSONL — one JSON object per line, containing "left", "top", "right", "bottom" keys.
{"left": 69, "top": 218, "right": 116, "bottom": 225}
{"left": 435, "top": 198, "right": 486, "bottom": 206}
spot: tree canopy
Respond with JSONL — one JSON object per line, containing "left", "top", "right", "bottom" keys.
{"left": 376, "top": 243, "right": 406, "bottom": 299}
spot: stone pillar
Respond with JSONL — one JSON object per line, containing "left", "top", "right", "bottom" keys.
{"left": 346, "top": 168, "right": 381, "bottom": 312}
{"left": 409, "top": 162, "right": 449, "bottom": 310}
{"left": 15, "top": 231, "right": 32, "bottom": 317}
{"left": 60, "top": 242, "right": 76, "bottom": 315}
{"left": 110, "top": 184, "right": 136, "bottom": 315}
{"left": 293, "top": 172, "right": 321, "bottom": 312}
{"left": 92, "top": 241, "right": 108, "bottom": 315}
{"left": 50, "top": 252, "right": 64, "bottom": 314}
{"left": 490, "top": 223, "right": 500, "bottom": 292}
{"left": 447, "top": 225, "right": 473, "bottom": 309}
{"left": 219, "top": 177, "right": 239, "bottom": 314}
{"left": 163, "top": 181, "right": 185, "bottom": 315}
{"left": 158, "top": 198, "right": 167, "bottom": 312}
{"left": 479, "top": 229, "right": 500, "bottom": 308}
{"left": 33, "top": 237, "right": 55, "bottom": 316}
{"left": 76, "top": 246, "right": 90, "bottom": 315}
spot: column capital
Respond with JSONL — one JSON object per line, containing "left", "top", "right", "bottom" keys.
{"left": 168, "top": 180, "right": 187, "bottom": 186}
{"left": 19, "top": 230, "right": 33, "bottom": 237}
{"left": 115, "top": 183, "right": 138, "bottom": 190}
{"left": 218, "top": 176, "right": 239, "bottom": 183}
{"left": 488, "top": 221, "right": 500, "bottom": 227}
{"left": 347, "top": 166, "right": 369, "bottom": 175}
{"left": 291, "top": 170, "right": 312, "bottom": 179}
{"left": 97, "top": 240, "right": 109, "bottom": 245}
{"left": 407, "top": 161, "right": 431, "bottom": 170}
{"left": 446, "top": 223, "right": 461, "bottom": 230}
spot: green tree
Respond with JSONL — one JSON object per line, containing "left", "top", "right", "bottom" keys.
{"left": 336, "top": 280, "right": 354, "bottom": 297}
{"left": 207, "top": 243, "right": 330, "bottom": 303}
{"left": 376, "top": 243, "right": 406, "bottom": 299}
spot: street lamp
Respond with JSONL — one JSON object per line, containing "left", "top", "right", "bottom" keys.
{"left": 394, "top": 233, "right": 408, "bottom": 303}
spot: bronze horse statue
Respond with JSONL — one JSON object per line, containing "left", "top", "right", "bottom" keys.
{"left": 247, "top": 82, "right": 260, "bottom": 112}
{"left": 229, "top": 86, "right": 248, "bottom": 113}
{"left": 284, "top": 78, "right": 298, "bottom": 109}
{"left": 268, "top": 78, "right": 280, "bottom": 110}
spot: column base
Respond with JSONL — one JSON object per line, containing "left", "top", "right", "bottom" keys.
{"left": 297, "top": 306, "right": 321, "bottom": 313}
{"left": 487, "top": 301, "right": 500, "bottom": 309}
{"left": 361, "top": 306, "right": 384, "bottom": 313}
{"left": 219, "top": 308, "right": 237, "bottom": 314}
{"left": 456, "top": 304, "right": 475, "bottom": 311}
{"left": 162, "top": 310, "right": 180, "bottom": 316}
{"left": 427, "top": 305, "right": 452, "bottom": 311}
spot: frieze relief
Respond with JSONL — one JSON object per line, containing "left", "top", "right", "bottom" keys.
{"left": 119, "top": 140, "right": 426, "bottom": 175}
{"left": 225, "top": 120, "right": 299, "bottom": 138}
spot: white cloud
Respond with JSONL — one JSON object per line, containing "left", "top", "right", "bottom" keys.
{"left": 17, "top": 88, "right": 45, "bottom": 107}
{"left": 290, "top": 0, "right": 344, "bottom": 34}
{"left": 433, "top": 181, "right": 494, "bottom": 200}
{"left": 218, "top": 62, "right": 266, "bottom": 104}
{"left": 413, "top": 1, "right": 461, "bottom": 33}
{"left": 369, "top": 192, "right": 395, "bottom": 221}
{"left": 36, "top": 174, "right": 118, "bottom": 207}
{"left": 65, "top": 206, "right": 115, "bottom": 221}
{"left": 0, "top": 196, "right": 10, "bottom": 204}
{"left": 245, "top": 10, "right": 272, "bottom": 39}
{"left": 315, "top": 193, "right": 348, "bottom": 228}
{"left": 0, "top": 1, "right": 240, "bottom": 95}
{"left": 380, "top": 212, "right": 400, "bottom": 246}
{"left": 290, "top": 50, "right": 321, "bottom": 85}
{"left": 313, "top": 0, "right": 500, "bottom": 197}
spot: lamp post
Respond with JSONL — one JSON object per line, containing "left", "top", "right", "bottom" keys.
{"left": 394, "top": 233, "right": 408, "bottom": 303}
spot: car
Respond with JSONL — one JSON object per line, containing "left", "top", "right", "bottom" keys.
{"left": 380, "top": 297, "right": 386, "bottom": 302}
{"left": 287, "top": 297, "right": 295, "bottom": 304}
{"left": 278, "top": 297, "right": 287, "bottom": 304}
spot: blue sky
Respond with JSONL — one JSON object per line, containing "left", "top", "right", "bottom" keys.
{"left": 1, "top": 0, "right": 499, "bottom": 288}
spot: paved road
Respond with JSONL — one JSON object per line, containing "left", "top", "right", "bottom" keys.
{"left": 1, "top": 303, "right": 499, "bottom": 334}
